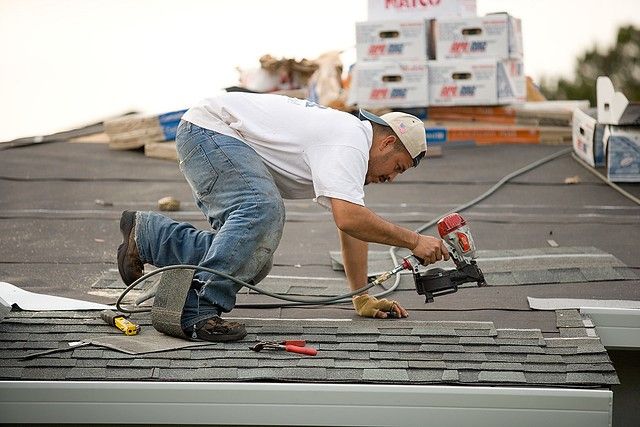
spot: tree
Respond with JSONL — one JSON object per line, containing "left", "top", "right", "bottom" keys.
{"left": 539, "top": 25, "right": 640, "bottom": 105}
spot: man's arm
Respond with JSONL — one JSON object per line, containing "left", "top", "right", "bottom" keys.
{"left": 330, "top": 198, "right": 449, "bottom": 264}
{"left": 337, "top": 228, "right": 368, "bottom": 292}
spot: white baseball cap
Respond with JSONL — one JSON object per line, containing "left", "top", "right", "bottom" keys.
{"left": 359, "top": 109, "right": 427, "bottom": 167}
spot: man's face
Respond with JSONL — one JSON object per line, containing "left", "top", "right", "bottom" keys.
{"left": 365, "top": 137, "right": 414, "bottom": 185}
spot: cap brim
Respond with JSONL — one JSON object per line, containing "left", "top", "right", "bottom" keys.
{"left": 358, "top": 109, "right": 390, "bottom": 127}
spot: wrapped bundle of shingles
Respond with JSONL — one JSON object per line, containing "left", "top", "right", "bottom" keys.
{"left": 105, "top": 110, "right": 186, "bottom": 159}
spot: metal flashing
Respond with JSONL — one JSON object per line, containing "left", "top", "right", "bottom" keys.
{"left": 0, "top": 381, "right": 613, "bottom": 426}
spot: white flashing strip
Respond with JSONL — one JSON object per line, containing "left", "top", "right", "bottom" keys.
{"left": 0, "top": 381, "right": 612, "bottom": 426}
{"left": 477, "top": 253, "right": 615, "bottom": 262}
{"left": 580, "top": 307, "right": 640, "bottom": 349}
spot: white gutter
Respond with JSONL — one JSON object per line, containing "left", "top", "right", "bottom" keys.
{"left": 581, "top": 307, "right": 640, "bottom": 349}
{"left": 0, "top": 381, "right": 612, "bottom": 426}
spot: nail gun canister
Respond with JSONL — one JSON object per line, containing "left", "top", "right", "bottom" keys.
{"left": 437, "top": 213, "right": 476, "bottom": 260}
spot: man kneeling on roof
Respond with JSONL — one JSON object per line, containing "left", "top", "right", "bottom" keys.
{"left": 117, "top": 92, "right": 449, "bottom": 342}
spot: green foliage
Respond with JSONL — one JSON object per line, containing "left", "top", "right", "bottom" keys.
{"left": 539, "top": 25, "right": 640, "bottom": 105}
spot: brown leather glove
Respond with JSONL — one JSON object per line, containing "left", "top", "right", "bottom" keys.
{"left": 352, "top": 294, "right": 397, "bottom": 318}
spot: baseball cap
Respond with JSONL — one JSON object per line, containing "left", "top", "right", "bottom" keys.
{"left": 359, "top": 109, "right": 427, "bottom": 167}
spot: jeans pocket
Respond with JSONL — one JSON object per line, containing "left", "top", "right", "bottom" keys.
{"left": 179, "top": 144, "right": 219, "bottom": 199}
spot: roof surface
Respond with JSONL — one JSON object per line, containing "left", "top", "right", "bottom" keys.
{"left": 1, "top": 137, "right": 639, "bottom": 388}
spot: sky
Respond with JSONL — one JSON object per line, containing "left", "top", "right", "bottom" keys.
{"left": 0, "top": 0, "right": 638, "bottom": 142}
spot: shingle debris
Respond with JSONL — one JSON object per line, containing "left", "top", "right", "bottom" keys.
{"left": 0, "top": 311, "right": 618, "bottom": 387}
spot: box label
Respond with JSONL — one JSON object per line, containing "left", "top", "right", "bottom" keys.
{"left": 368, "top": 0, "right": 477, "bottom": 20}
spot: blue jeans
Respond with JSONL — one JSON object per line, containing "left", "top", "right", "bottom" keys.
{"left": 135, "top": 120, "right": 285, "bottom": 330}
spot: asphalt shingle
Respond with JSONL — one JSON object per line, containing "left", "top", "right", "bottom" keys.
{"left": 0, "top": 313, "right": 619, "bottom": 387}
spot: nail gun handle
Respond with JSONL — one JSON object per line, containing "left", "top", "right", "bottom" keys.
{"left": 285, "top": 344, "right": 317, "bottom": 356}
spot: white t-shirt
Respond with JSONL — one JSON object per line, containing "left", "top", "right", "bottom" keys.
{"left": 181, "top": 92, "right": 372, "bottom": 209}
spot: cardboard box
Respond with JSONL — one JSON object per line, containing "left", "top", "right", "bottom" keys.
{"left": 435, "top": 13, "right": 523, "bottom": 60}
{"left": 428, "top": 59, "right": 525, "bottom": 106}
{"left": 356, "top": 20, "right": 427, "bottom": 62}
{"left": 605, "top": 126, "right": 640, "bottom": 182}
{"left": 572, "top": 108, "right": 605, "bottom": 167}
{"left": 368, "top": 0, "right": 476, "bottom": 21}
{"left": 354, "top": 61, "right": 429, "bottom": 108}
{"left": 597, "top": 76, "right": 640, "bottom": 125}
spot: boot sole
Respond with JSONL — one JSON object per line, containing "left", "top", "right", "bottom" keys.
{"left": 117, "top": 210, "right": 141, "bottom": 286}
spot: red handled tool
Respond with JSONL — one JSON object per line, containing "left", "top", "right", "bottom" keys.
{"left": 250, "top": 340, "right": 318, "bottom": 356}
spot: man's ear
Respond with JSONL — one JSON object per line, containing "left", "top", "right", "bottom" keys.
{"left": 380, "top": 134, "right": 396, "bottom": 150}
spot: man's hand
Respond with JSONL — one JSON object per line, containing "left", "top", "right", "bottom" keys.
{"left": 411, "top": 234, "right": 450, "bottom": 265}
{"left": 352, "top": 294, "right": 409, "bottom": 319}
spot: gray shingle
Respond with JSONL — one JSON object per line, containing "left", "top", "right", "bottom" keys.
{"left": 546, "top": 347, "right": 578, "bottom": 355}
{"left": 523, "top": 363, "right": 567, "bottom": 373}
{"left": 550, "top": 268, "right": 586, "bottom": 283}
{"left": 419, "top": 344, "right": 465, "bottom": 353}
{"left": 193, "top": 368, "right": 239, "bottom": 380}
{"left": 0, "top": 367, "right": 24, "bottom": 378}
{"left": 458, "top": 370, "right": 480, "bottom": 383}
{"left": 566, "top": 363, "right": 616, "bottom": 372}
{"left": 526, "top": 354, "right": 563, "bottom": 363}
{"left": 378, "top": 343, "right": 419, "bottom": 352}
{"left": 443, "top": 352, "right": 488, "bottom": 362}
{"left": 581, "top": 267, "right": 623, "bottom": 281}
{"left": 566, "top": 372, "right": 606, "bottom": 384}
{"left": 455, "top": 329, "right": 497, "bottom": 337}
{"left": 556, "top": 310, "right": 584, "bottom": 328}
{"left": 327, "top": 368, "right": 363, "bottom": 381}
{"left": 525, "top": 372, "right": 568, "bottom": 384}
{"left": 337, "top": 343, "right": 378, "bottom": 351}
{"left": 22, "top": 367, "right": 66, "bottom": 380}
{"left": 280, "top": 367, "right": 327, "bottom": 380}
{"left": 559, "top": 328, "right": 589, "bottom": 338}
{"left": 105, "top": 368, "right": 155, "bottom": 380}
{"left": 496, "top": 329, "right": 543, "bottom": 339}
{"left": 334, "top": 360, "right": 379, "bottom": 369}
{"left": 422, "top": 336, "right": 461, "bottom": 344}
{"left": 563, "top": 353, "right": 612, "bottom": 363}
{"left": 407, "top": 360, "right": 447, "bottom": 369}
{"left": 544, "top": 337, "right": 601, "bottom": 347}
{"left": 478, "top": 371, "right": 526, "bottom": 383}
{"left": 369, "top": 351, "right": 400, "bottom": 360}
{"left": 458, "top": 336, "right": 496, "bottom": 345}
{"left": 495, "top": 338, "right": 545, "bottom": 346}
{"left": 158, "top": 368, "right": 200, "bottom": 380}
{"left": 483, "top": 271, "right": 516, "bottom": 286}
{"left": 442, "top": 370, "right": 460, "bottom": 381}
{"left": 26, "top": 358, "right": 76, "bottom": 368}
{"left": 406, "top": 369, "right": 444, "bottom": 382}
{"left": 513, "top": 269, "right": 558, "bottom": 285}
{"left": 499, "top": 345, "right": 545, "bottom": 354}
{"left": 66, "top": 367, "right": 107, "bottom": 380}
{"left": 257, "top": 359, "right": 299, "bottom": 368}
{"left": 363, "top": 368, "right": 409, "bottom": 382}
{"left": 297, "top": 358, "right": 335, "bottom": 368}
{"left": 480, "top": 362, "right": 524, "bottom": 371}
{"left": 410, "top": 327, "right": 457, "bottom": 336}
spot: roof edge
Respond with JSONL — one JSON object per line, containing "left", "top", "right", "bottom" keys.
{"left": 581, "top": 307, "right": 640, "bottom": 349}
{"left": 0, "top": 381, "right": 612, "bottom": 426}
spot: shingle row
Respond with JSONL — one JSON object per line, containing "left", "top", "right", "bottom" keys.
{"left": 0, "top": 311, "right": 618, "bottom": 387}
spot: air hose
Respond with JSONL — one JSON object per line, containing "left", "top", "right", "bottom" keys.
{"left": 116, "top": 147, "right": 573, "bottom": 314}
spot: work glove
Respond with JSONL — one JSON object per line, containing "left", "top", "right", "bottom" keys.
{"left": 352, "top": 294, "right": 398, "bottom": 318}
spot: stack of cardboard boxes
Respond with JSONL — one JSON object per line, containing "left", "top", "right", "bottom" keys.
{"left": 104, "top": 109, "right": 186, "bottom": 155}
{"left": 573, "top": 76, "right": 640, "bottom": 182}
{"left": 354, "top": 0, "right": 525, "bottom": 109}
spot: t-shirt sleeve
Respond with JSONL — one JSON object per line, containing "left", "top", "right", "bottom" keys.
{"left": 304, "top": 145, "right": 367, "bottom": 210}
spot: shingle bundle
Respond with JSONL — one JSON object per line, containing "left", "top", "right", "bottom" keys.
{"left": 105, "top": 110, "right": 186, "bottom": 150}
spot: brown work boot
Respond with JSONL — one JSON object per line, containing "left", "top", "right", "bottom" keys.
{"left": 189, "top": 317, "right": 247, "bottom": 342}
{"left": 117, "top": 210, "right": 144, "bottom": 286}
